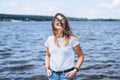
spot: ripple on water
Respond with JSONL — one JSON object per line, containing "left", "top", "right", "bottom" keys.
{"left": 77, "top": 73, "right": 120, "bottom": 80}
{"left": 7, "top": 64, "right": 35, "bottom": 71}
{"left": 25, "top": 75, "right": 48, "bottom": 80}
{"left": 0, "top": 52, "right": 13, "bottom": 59}
{"left": 0, "top": 47, "right": 13, "bottom": 58}
{"left": 0, "top": 64, "right": 34, "bottom": 73}
{"left": 8, "top": 60, "right": 29, "bottom": 64}
{"left": 81, "top": 63, "right": 113, "bottom": 70}
{"left": 0, "top": 47, "right": 13, "bottom": 51}
{"left": 0, "top": 78, "right": 11, "bottom": 80}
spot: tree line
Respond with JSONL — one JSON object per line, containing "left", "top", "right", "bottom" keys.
{"left": 0, "top": 14, "right": 120, "bottom": 21}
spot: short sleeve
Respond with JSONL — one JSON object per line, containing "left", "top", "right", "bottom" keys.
{"left": 44, "top": 36, "right": 50, "bottom": 48}
{"left": 71, "top": 38, "right": 80, "bottom": 47}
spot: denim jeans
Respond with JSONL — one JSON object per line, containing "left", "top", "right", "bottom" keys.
{"left": 48, "top": 71, "right": 76, "bottom": 80}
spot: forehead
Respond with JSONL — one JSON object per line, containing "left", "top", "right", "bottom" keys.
{"left": 56, "top": 15, "right": 63, "bottom": 20}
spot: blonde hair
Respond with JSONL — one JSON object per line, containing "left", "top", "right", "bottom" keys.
{"left": 52, "top": 13, "right": 78, "bottom": 47}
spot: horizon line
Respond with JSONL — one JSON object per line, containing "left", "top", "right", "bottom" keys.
{"left": 0, "top": 13, "right": 120, "bottom": 19}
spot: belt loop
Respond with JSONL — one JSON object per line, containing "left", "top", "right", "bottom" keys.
{"left": 62, "top": 71, "right": 65, "bottom": 74}
{"left": 54, "top": 72, "right": 57, "bottom": 77}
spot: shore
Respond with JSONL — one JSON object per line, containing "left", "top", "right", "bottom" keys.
{"left": 0, "top": 13, "right": 120, "bottom": 21}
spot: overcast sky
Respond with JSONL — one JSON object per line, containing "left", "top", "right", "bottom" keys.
{"left": 0, "top": 0, "right": 120, "bottom": 19}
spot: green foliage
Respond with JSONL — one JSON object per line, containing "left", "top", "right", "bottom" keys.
{"left": 0, "top": 14, "right": 120, "bottom": 21}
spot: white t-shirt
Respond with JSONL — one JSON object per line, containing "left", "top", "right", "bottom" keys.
{"left": 44, "top": 35, "right": 79, "bottom": 71}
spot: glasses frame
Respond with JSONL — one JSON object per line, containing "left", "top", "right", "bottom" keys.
{"left": 54, "top": 18, "right": 65, "bottom": 24}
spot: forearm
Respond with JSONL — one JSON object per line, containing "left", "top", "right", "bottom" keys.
{"left": 45, "top": 55, "right": 50, "bottom": 68}
{"left": 45, "top": 54, "right": 52, "bottom": 77}
{"left": 75, "top": 53, "right": 84, "bottom": 69}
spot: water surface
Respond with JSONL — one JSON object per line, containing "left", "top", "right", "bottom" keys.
{"left": 0, "top": 21, "right": 120, "bottom": 80}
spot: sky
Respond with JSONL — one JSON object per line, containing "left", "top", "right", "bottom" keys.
{"left": 0, "top": 0, "right": 120, "bottom": 19}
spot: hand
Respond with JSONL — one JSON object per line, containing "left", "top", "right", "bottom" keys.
{"left": 66, "top": 69, "right": 77, "bottom": 78}
{"left": 46, "top": 69, "right": 52, "bottom": 77}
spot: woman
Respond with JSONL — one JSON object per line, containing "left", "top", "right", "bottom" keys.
{"left": 44, "top": 13, "right": 84, "bottom": 80}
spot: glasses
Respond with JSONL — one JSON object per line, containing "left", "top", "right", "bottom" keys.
{"left": 55, "top": 18, "right": 65, "bottom": 24}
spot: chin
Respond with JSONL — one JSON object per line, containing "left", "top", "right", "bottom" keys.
{"left": 56, "top": 26, "right": 62, "bottom": 29}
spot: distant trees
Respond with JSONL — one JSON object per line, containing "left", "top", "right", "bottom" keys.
{"left": 0, "top": 14, "right": 53, "bottom": 21}
{"left": 0, "top": 14, "right": 120, "bottom": 21}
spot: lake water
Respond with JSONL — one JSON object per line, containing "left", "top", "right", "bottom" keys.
{"left": 0, "top": 21, "right": 120, "bottom": 80}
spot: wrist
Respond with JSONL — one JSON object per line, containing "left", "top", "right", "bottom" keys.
{"left": 74, "top": 67, "right": 79, "bottom": 72}
{"left": 45, "top": 67, "right": 50, "bottom": 70}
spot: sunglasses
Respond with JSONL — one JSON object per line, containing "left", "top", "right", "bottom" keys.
{"left": 55, "top": 18, "right": 65, "bottom": 24}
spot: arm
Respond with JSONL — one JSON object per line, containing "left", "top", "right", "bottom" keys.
{"left": 45, "top": 47, "right": 51, "bottom": 76}
{"left": 45, "top": 47, "right": 50, "bottom": 68}
{"left": 66, "top": 44, "right": 84, "bottom": 78}
{"left": 73, "top": 44, "right": 84, "bottom": 69}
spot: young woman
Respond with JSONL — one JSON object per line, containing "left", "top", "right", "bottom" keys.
{"left": 44, "top": 13, "right": 84, "bottom": 80}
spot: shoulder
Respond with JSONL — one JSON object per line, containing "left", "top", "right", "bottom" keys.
{"left": 48, "top": 35, "right": 54, "bottom": 39}
{"left": 70, "top": 35, "right": 79, "bottom": 41}
{"left": 70, "top": 36, "right": 80, "bottom": 47}
{"left": 46, "top": 35, "right": 54, "bottom": 41}
{"left": 44, "top": 35, "right": 54, "bottom": 47}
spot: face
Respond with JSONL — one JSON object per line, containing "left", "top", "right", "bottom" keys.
{"left": 54, "top": 15, "right": 65, "bottom": 30}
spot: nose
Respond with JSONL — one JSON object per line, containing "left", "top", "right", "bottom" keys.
{"left": 57, "top": 22, "right": 62, "bottom": 25}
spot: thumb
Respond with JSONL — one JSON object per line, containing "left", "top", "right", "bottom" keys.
{"left": 65, "top": 72, "right": 70, "bottom": 77}
{"left": 47, "top": 70, "right": 52, "bottom": 76}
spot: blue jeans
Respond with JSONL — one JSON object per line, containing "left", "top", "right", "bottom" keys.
{"left": 48, "top": 71, "right": 76, "bottom": 80}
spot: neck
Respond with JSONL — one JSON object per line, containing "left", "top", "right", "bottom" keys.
{"left": 55, "top": 29, "right": 64, "bottom": 38}
{"left": 56, "top": 34, "right": 64, "bottom": 38}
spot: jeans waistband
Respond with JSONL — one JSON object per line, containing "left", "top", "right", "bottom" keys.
{"left": 50, "top": 67, "right": 74, "bottom": 73}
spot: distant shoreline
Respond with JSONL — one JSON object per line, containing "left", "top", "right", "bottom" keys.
{"left": 0, "top": 13, "right": 120, "bottom": 21}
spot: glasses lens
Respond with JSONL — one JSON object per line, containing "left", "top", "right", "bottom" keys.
{"left": 61, "top": 19, "right": 65, "bottom": 23}
{"left": 55, "top": 18, "right": 65, "bottom": 24}
{"left": 55, "top": 19, "right": 59, "bottom": 23}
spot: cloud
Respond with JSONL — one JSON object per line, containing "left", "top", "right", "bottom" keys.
{"left": 112, "top": 0, "right": 120, "bottom": 7}
{"left": 25, "top": 7, "right": 32, "bottom": 11}
{"left": 116, "top": 9, "right": 120, "bottom": 12}
{"left": 10, "top": 2, "right": 17, "bottom": 7}
{"left": 48, "top": 7, "right": 58, "bottom": 11}
{"left": 99, "top": 0, "right": 120, "bottom": 8}
{"left": 40, "top": 6, "right": 58, "bottom": 12}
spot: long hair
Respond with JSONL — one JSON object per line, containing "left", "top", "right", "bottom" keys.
{"left": 52, "top": 13, "right": 78, "bottom": 47}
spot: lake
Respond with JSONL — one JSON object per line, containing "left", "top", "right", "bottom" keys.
{"left": 0, "top": 21, "right": 120, "bottom": 80}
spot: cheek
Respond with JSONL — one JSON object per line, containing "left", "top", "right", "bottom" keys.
{"left": 54, "top": 23, "right": 61, "bottom": 28}
{"left": 62, "top": 24, "right": 65, "bottom": 28}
